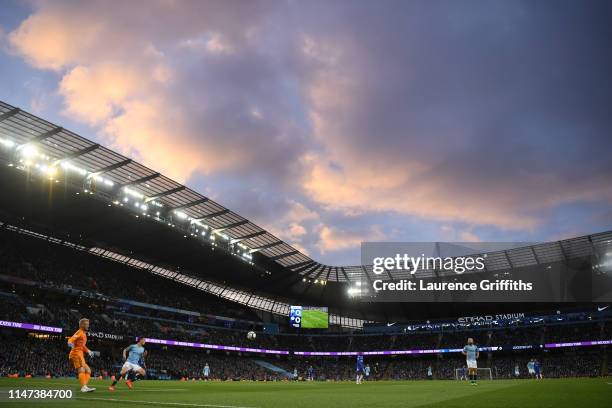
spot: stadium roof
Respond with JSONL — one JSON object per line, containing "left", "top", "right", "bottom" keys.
{"left": 0, "top": 101, "right": 314, "bottom": 265}
{"left": 1, "top": 100, "right": 611, "bottom": 288}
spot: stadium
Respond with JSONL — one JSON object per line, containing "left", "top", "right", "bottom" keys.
{"left": 1, "top": 1, "right": 612, "bottom": 407}
{"left": 0, "top": 102, "right": 610, "bottom": 406}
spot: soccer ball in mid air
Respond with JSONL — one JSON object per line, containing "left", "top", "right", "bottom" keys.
{"left": 247, "top": 331, "right": 256, "bottom": 340}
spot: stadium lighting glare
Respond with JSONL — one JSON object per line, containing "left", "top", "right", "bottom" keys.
{"left": 175, "top": 211, "right": 188, "bottom": 220}
{"left": 347, "top": 288, "right": 360, "bottom": 296}
{"left": 302, "top": 278, "right": 307, "bottom": 282}
{"left": 123, "top": 187, "right": 145, "bottom": 200}
{"left": 44, "top": 166, "right": 57, "bottom": 177}
{"left": 60, "top": 161, "right": 88, "bottom": 176}
{"left": 123, "top": 197, "right": 129, "bottom": 203}
{"left": 0, "top": 138, "right": 15, "bottom": 148}
{"left": 19, "top": 144, "right": 38, "bottom": 158}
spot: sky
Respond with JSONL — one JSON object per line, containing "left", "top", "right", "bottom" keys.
{"left": 0, "top": 0, "right": 611, "bottom": 266}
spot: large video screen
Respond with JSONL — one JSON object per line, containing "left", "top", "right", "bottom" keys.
{"left": 290, "top": 306, "right": 329, "bottom": 329}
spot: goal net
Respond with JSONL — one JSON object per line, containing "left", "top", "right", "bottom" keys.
{"left": 455, "top": 367, "right": 493, "bottom": 380}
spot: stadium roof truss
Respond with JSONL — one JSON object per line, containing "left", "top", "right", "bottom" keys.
{"left": 0, "top": 100, "right": 610, "bottom": 288}
{"left": 0, "top": 101, "right": 318, "bottom": 272}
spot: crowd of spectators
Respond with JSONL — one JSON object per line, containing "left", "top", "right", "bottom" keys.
{"left": 2, "top": 333, "right": 603, "bottom": 381}
{"left": 0, "top": 229, "right": 258, "bottom": 322}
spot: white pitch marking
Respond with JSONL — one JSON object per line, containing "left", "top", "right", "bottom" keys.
{"left": 77, "top": 397, "right": 257, "bottom": 408}
{"left": 14, "top": 381, "right": 187, "bottom": 391}
{"left": 109, "top": 388, "right": 188, "bottom": 392}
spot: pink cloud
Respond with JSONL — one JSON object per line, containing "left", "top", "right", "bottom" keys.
{"left": 316, "top": 224, "right": 385, "bottom": 254}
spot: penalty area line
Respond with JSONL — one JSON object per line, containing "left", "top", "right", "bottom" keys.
{"left": 77, "top": 397, "right": 257, "bottom": 408}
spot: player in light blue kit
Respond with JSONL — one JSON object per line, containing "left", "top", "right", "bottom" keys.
{"left": 356, "top": 355, "right": 365, "bottom": 384}
{"left": 527, "top": 359, "right": 535, "bottom": 376}
{"left": 364, "top": 364, "right": 370, "bottom": 381}
{"left": 203, "top": 363, "right": 210, "bottom": 380}
{"left": 109, "top": 338, "right": 147, "bottom": 391}
{"left": 461, "top": 337, "right": 479, "bottom": 386}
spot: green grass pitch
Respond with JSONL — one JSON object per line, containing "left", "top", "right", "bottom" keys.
{"left": 301, "top": 309, "right": 328, "bottom": 328}
{"left": 0, "top": 377, "right": 610, "bottom": 408}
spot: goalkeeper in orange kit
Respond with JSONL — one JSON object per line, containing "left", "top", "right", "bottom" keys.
{"left": 67, "top": 318, "right": 96, "bottom": 392}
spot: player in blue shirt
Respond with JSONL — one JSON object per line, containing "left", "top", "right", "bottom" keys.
{"left": 356, "top": 355, "right": 365, "bottom": 384}
{"left": 461, "top": 338, "right": 479, "bottom": 386}
{"left": 307, "top": 366, "right": 314, "bottom": 381}
{"left": 534, "top": 359, "right": 542, "bottom": 380}
{"left": 364, "top": 364, "right": 371, "bottom": 380}
{"left": 109, "top": 338, "right": 147, "bottom": 391}
{"left": 203, "top": 363, "right": 210, "bottom": 380}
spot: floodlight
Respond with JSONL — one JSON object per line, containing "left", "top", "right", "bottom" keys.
{"left": 0, "top": 138, "right": 15, "bottom": 148}
{"left": 20, "top": 144, "right": 38, "bottom": 158}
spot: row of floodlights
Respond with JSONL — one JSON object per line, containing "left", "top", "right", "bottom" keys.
{"left": 0, "top": 137, "right": 253, "bottom": 263}
{"left": 1, "top": 138, "right": 116, "bottom": 188}
{"left": 173, "top": 210, "right": 252, "bottom": 260}
{"left": 301, "top": 277, "right": 328, "bottom": 286}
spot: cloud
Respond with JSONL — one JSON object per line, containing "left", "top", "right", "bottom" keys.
{"left": 317, "top": 224, "right": 385, "bottom": 254}
{"left": 8, "top": 9, "right": 103, "bottom": 70}
{"left": 299, "top": 2, "right": 612, "bottom": 231}
{"left": 7, "top": 0, "right": 310, "bottom": 183}
{"left": 4, "top": 0, "right": 612, "bottom": 264}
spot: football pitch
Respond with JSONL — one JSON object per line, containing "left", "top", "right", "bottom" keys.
{"left": 0, "top": 378, "right": 610, "bottom": 408}
{"left": 302, "top": 310, "right": 329, "bottom": 328}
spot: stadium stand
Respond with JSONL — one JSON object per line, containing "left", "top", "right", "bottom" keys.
{"left": 0, "top": 227, "right": 609, "bottom": 380}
